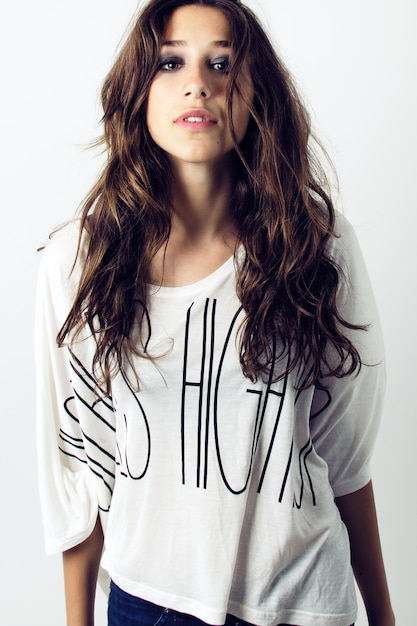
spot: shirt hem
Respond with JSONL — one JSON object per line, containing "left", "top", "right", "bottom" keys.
{"left": 107, "top": 569, "right": 357, "bottom": 626}
{"left": 228, "top": 600, "right": 357, "bottom": 626}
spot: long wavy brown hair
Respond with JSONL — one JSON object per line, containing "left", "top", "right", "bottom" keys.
{"left": 58, "top": 0, "right": 364, "bottom": 393}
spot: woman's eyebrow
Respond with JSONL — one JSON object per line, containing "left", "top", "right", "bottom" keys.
{"left": 161, "top": 40, "right": 233, "bottom": 48}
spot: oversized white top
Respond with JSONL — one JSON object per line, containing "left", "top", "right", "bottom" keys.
{"left": 36, "top": 215, "right": 385, "bottom": 626}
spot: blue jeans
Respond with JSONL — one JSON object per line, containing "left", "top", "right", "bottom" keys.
{"left": 107, "top": 582, "right": 255, "bottom": 626}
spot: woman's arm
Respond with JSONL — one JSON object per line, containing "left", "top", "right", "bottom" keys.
{"left": 335, "top": 481, "right": 395, "bottom": 626}
{"left": 62, "top": 516, "right": 104, "bottom": 626}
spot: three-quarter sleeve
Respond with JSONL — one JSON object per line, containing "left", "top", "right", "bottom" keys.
{"left": 309, "top": 215, "right": 386, "bottom": 498}
{"left": 35, "top": 222, "right": 116, "bottom": 554}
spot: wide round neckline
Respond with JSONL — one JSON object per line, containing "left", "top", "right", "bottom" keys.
{"left": 148, "top": 252, "right": 236, "bottom": 298}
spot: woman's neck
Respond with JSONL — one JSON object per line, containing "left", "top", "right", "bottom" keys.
{"left": 169, "top": 157, "right": 236, "bottom": 242}
{"left": 149, "top": 158, "right": 238, "bottom": 287}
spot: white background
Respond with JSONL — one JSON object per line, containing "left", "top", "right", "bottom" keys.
{"left": 0, "top": 0, "right": 415, "bottom": 624}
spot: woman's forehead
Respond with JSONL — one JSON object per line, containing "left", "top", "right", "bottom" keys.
{"left": 161, "top": 5, "right": 234, "bottom": 44}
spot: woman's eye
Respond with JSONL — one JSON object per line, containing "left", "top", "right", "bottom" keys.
{"left": 157, "top": 55, "right": 230, "bottom": 74}
{"left": 210, "top": 57, "right": 231, "bottom": 74}
{"left": 158, "top": 57, "right": 182, "bottom": 72}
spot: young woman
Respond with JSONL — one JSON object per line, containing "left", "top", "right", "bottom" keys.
{"left": 36, "top": 0, "right": 395, "bottom": 624}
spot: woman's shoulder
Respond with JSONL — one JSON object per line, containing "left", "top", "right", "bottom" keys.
{"left": 332, "top": 210, "right": 355, "bottom": 243}
{"left": 41, "top": 219, "right": 88, "bottom": 266}
{"left": 328, "top": 211, "right": 362, "bottom": 265}
{"left": 38, "top": 219, "right": 89, "bottom": 289}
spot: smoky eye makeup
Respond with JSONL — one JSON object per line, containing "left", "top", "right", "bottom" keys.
{"left": 157, "top": 55, "right": 184, "bottom": 72}
{"left": 156, "top": 54, "right": 232, "bottom": 74}
{"left": 209, "top": 56, "right": 231, "bottom": 73}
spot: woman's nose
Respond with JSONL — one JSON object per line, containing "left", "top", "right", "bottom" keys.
{"left": 183, "top": 64, "right": 211, "bottom": 99}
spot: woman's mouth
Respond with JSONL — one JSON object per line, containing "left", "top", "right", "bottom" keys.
{"left": 175, "top": 109, "right": 217, "bottom": 130}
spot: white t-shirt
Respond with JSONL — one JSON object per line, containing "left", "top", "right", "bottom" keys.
{"left": 35, "top": 214, "right": 385, "bottom": 626}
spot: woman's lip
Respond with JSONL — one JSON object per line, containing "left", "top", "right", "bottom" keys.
{"left": 174, "top": 109, "right": 217, "bottom": 124}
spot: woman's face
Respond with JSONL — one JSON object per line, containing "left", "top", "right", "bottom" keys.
{"left": 146, "top": 4, "right": 253, "bottom": 169}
